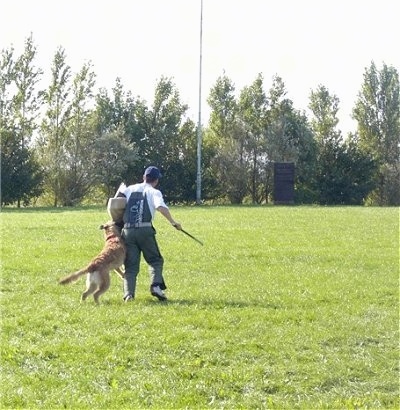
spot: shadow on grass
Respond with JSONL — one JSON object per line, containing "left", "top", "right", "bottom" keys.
{"left": 97, "top": 296, "right": 286, "bottom": 310}
{"left": 163, "top": 298, "right": 282, "bottom": 310}
{"left": 100, "top": 297, "right": 282, "bottom": 310}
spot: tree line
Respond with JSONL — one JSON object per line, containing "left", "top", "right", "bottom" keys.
{"left": 1, "top": 35, "right": 399, "bottom": 207}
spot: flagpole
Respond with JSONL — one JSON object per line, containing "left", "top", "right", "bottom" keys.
{"left": 196, "top": 0, "right": 203, "bottom": 205}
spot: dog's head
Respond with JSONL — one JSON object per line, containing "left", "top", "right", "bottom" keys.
{"left": 99, "top": 221, "right": 122, "bottom": 238}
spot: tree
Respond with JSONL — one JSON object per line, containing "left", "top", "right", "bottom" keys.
{"left": 238, "top": 73, "right": 268, "bottom": 204}
{"left": 90, "top": 128, "right": 138, "bottom": 199}
{"left": 342, "top": 133, "right": 377, "bottom": 204}
{"left": 92, "top": 79, "right": 142, "bottom": 184}
{"left": 309, "top": 84, "right": 377, "bottom": 204}
{"left": 309, "top": 85, "right": 346, "bottom": 204}
{"left": 37, "top": 46, "right": 71, "bottom": 206}
{"left": 353, "top": 61, "right": 400, "bottom": 205}
{"left": 160, "top": 117, "right": 198, "bottom": 204}
{"left": 1, "top": 126, "right": 43, "bottom": 205}
{"left": 0, "top": 47, "right": 14, "bottom": 125}
{"left": 12, "top": 34, "right": 43, "bottom": 146}
{"left": 58, "top": 61, "right": 96, "bottom": 205}
{"left": 208, "top": 72, "right": 237, "bottom": 139}
{"left": 0, "top": 37, "right": 44, "bottom": 206}
{"left": 95, "top": 77, "right": 139, "bottom": 135}
{"left": 267, "top": 76, "right": 316, "bottom": 204}
{"left": 0, "top": 46, "right": 16, "bottom": 205}
{"left": 206, "top": 73, "right": 247, "bottom": 203}
{"left": 138, "top": 76, "right": 194, "bottom": 202}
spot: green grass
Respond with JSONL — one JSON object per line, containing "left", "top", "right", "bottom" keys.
{"left": 0, "top": 205, "right": 399, "bottom": 409}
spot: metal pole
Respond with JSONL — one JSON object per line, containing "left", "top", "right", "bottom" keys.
{"left": 196, "top": 0, "right": 203, "bottom": 205}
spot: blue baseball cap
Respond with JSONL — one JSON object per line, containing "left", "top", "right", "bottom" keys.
{"left": 144, "top": 166, "right": 162, "bottom": 179}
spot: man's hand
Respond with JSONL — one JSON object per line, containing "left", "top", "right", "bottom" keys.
{"left": 171, "top": 222, "right": 182, "bottom": 230}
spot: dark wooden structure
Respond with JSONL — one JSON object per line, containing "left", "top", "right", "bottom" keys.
{"left": 273, "top": 162, "right": 295, "bottom": 204}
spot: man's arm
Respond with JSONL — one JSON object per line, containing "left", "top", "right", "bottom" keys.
{"left": 156, "top": 206, "right": 182, "bottom": 230}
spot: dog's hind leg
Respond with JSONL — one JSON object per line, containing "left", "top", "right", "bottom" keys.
{"left": 81, "top": 274, "right": 97, "bottom": 302}
{"left": 92, "top": 272, "right": 111, "bottom": 304}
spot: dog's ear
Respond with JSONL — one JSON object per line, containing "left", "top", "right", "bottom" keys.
{"left": 100, "top": 221, "right": 115, "bottom": 230}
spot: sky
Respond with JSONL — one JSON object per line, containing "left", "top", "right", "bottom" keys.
{"left": 1, "top": 0, "right": 399, "bottom": 135}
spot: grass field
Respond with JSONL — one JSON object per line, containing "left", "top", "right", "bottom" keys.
{"left": 0, "top": 205, "right": 399, "bottom": 409}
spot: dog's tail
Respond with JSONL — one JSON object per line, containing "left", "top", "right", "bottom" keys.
{"left": 58, "top": 268, "right": 88, "bottom": 285}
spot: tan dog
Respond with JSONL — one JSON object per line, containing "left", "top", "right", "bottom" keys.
{"left": 59, "top": 221, "right": 126, "bottom": 303}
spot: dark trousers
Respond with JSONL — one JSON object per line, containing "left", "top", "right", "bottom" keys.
{"left": 122, "top": 226, "right": 165, "bottom": 299}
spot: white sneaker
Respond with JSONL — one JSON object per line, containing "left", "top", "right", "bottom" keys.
{"left": 124, "top": 294, "right": 133, "bottom": 302}
{"left": 151, "top": 285, "right": 167, "bottom": 301}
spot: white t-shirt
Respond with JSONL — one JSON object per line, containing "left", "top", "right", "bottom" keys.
{"left": 118, "top": 182, "right": 168, "bottom": 219}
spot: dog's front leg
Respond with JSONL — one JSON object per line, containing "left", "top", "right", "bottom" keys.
{"left": 115, "top": 266, "right": 125, "bottom": 279}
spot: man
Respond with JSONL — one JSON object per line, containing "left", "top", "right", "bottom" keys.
{"left": 115, "top": 166, "right": 182, "bottom": 302}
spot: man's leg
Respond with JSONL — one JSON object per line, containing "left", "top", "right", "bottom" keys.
{"left": 139, "top": 228, "right": 166, "bottom": 298}
{"left": 122, "top": 228, "right": 141, "bottom": 300}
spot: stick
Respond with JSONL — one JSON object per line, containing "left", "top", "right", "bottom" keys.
{"left": 180, "top": 228, "right": 203, "bottom": 246}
